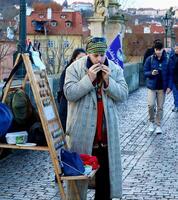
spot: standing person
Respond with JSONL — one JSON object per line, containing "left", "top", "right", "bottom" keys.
{"left": 64, "top": 36, "right": 128, "bottom": 200}
{"left": 143, "top": 39, "right": 161, "bottom": 66}
{"left": 57, "top": 48, "right": 86, "bottom": 132}
{"left": 171, "top": 43, "right": 178, "bottom": 112}
{"left": 144, "top": 41, "right": 173, "bottom": 134}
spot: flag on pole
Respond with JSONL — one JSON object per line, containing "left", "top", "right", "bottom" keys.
{"left": 106, "top": 33, "right": 124, "bottom": 68}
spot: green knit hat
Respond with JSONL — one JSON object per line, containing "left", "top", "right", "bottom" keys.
{"left": 86, "top": 37, "right": 107, "bottom": 54}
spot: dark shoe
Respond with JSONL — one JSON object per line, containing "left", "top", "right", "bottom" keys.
{"left": 172, "top": 107, "right": 178, "bottom": 112}
{"left": 88, "top": 178, "right": 96, "bottom": 189}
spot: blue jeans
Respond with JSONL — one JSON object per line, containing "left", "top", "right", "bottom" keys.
{"left": 173, "top": 85, "right": 178, "bottom": 108}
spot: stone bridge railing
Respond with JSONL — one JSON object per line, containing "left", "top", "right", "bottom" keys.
{"left": 0, "top": 62, "right": 144, "bottom": 102}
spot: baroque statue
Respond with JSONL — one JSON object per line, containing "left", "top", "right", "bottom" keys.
{"left": 94, "top": 0, "right": 109, "bottom": 17}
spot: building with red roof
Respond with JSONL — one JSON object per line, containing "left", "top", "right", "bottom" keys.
{"left": 26, "top": 2, "right": 89, "bottom": 74}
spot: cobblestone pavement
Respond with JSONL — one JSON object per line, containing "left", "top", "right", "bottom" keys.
{"left": 0, "top": 87, "right": 178, "bottom": 200}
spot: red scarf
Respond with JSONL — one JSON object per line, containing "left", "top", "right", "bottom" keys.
{"left": 93, "top": 75, "right": 107, "bottom": 145}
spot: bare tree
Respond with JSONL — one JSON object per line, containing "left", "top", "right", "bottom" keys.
{"left": 0, "top": 42, "right": 12, "bottom": 80}
{"left": 41, "top": 35, "right": 75, "bottom": 75}
{"left": 55, "top": 35, "right": 75, "bottom": 74}
{"left": 0, "top": 43, "right": 11, "bottom": 62}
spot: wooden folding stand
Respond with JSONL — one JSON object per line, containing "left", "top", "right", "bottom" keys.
{"left": 0, "top": 53, "right": 97, "bottom": 200}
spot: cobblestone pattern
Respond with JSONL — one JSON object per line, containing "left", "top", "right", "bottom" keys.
{"left": 0, "top": 87, "right": 177, "bottom": 200}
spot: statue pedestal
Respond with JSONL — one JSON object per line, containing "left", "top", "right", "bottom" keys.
{"left": 105, "top": 16, "right": 125, "bottom": 45}
{"left": 105, "top": 1, "right": 125, "bottom": 44}
{"left": 87, "top": 16, "right": 105, "bottom": 37}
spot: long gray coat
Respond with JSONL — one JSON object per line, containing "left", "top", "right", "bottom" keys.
{"left": 64, "top": 56, "right": 128, "bottom": 199}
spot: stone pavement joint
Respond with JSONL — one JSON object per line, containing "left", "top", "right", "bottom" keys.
{"left": 0, "top": 87, "right": 177, "bottom": 200}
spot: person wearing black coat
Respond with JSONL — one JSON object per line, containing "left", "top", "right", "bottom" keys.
{"left": 57, "top": 48, "right": 86, "bottom": 132}
{"left": 171, "top": 43, "right": 178, "bottom": 112}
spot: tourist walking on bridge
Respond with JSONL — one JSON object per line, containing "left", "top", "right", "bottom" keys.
{"left": 144, "top": 41, "right": 173, "bottom": 134}
{"left": 170, "top": 43, "right": 178, "bottom": 112}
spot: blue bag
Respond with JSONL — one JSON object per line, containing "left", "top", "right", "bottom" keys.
{"left": 60, "top": 148, "right": 85, "bottom": 176}
{"left": 0, "top": 103, "right": 13, "bottom": 137}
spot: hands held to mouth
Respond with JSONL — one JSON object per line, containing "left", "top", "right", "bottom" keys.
{"left": 88, "top": 63, "right": 110, "bottom": 84}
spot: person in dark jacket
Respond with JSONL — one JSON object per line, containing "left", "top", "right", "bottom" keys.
{"left": 57, "top": 48, "right": 86, "bottom": 132}
{"left": 143, "top": 39, "right": 161, "bottom": 66}
{"left": 144, "top": 41, "right": 173, "bottom": 134}
{"left": 171, "top": 43, "right": 178, "bottom": 112}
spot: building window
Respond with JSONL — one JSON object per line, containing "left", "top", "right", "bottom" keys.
{"left": 31, "top": 20, "right": 36, "bottom": 26}
{"left": 48, "top": 57, "right": 55, "bottom": 65}
{"left": 50, "top": 20, "right": 58, "bottom": 27}
{"left": 60, "top": 15, "right": 66, "bottom": 19}
{"left": 48, "top": 40, "right": 55, "bottom": 48}
{"left": 63, "top": 40, "right": 69, "bottom": 48}
{"left": 39, "top": 13, "right": 45, "bottom": 18}
{"left": 65, "top": 21, "right": 72, "bottom": 27}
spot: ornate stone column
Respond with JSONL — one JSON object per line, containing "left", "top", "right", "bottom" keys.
{"left": 105, "top": 0, "right": 125, "bottom": 44}
{"left": 87, "top": 0, "right": 126, "bottom": 45}
{"left": 87, "top": 16, "right": 105, "bottom": 37}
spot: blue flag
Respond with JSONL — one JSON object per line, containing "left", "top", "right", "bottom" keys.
{"left": 106, "top": 33, "right": 124, "bottom": 68}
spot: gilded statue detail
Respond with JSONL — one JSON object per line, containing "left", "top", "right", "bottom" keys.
{"left": 94, "top": 0, "right": 109, "bottom": 17}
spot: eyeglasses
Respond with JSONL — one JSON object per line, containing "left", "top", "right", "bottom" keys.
{"left": 90, "top": 37, "right": 106, "bottom": 43}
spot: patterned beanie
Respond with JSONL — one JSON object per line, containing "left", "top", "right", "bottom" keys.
{"left": 86, "top": 37, "right": 107, "bottom": 54}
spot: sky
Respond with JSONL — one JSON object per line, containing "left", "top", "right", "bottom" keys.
{"left": 54, "top": 0, "right": 178, "bottom": 10}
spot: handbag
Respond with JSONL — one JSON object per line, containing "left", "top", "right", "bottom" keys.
{"left": 59, "top": 148, "right": 85, "bottom": 176}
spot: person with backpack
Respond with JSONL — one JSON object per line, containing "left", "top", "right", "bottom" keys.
{"left": 57, "top": 48, "right": 86, "bottom": 132}
{"left": 144, "top": 41, "right": 173, "bottom": 134}
{"left": 170, "top": 43, "right": 178, "bottom": 112}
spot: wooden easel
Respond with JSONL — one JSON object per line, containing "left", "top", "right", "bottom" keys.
{"left": 0, "top": 53, "right": 97, "bottom": 200}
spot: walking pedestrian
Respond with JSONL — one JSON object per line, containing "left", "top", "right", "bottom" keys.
{"left": 64, "top": 36, "right": 128, "bottom": 200}
{"left": 170, "top": 43, "right": 178, "bottom": 112}
{"left": 57, "top": 48, "right": 86, "bottom": 132}
{"left": 144, "top": 41, "right": 173, "bottom": 134}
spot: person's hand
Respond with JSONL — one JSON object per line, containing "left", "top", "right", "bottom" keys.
{"left": 88, "top": 63, "right": 102, "bottom": 82}
{"left": 166, "top": 88, "right": 171, "bottom": 94}
{"left": 101, "top": 64, "right": 110, "bottom": 85}
{"left": 152, "top": 69, "right": 159, "bottom": 75}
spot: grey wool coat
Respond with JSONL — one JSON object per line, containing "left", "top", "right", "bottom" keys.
{"left": 64, "top": 56, "right": 128, "bottom": 200}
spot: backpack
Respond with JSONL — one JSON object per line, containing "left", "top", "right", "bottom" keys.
{"left": 150, "top": 53, "right": 170, "bottom": 67}
{"left": 28, "top": 122, "right": 47, "bottom": 146}
{"left": 4, "top": 89, "right": 47, "bottom": 145}
{"left": 5, "top": 89, "right": 34, "bottom": 125}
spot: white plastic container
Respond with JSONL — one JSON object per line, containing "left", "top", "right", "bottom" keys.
{"left": 5, "top": 131, "right": 28, "bottom": 144}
